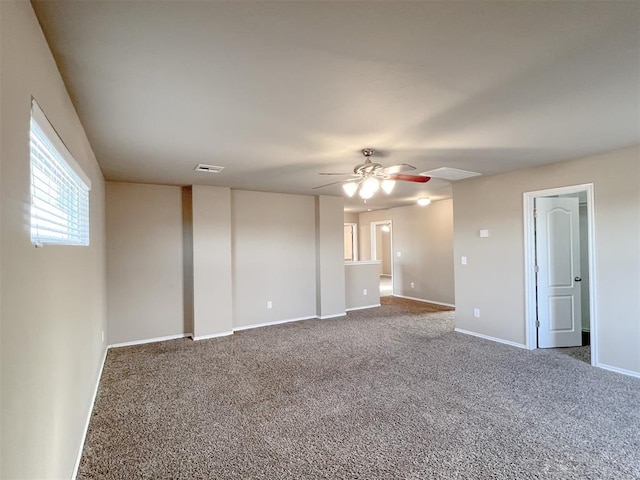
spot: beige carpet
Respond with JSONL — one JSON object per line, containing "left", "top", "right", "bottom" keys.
{"left": 79, "top": 297, "right": 640, "bottom": 479}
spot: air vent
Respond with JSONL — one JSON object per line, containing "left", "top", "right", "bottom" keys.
{"left": 420, "top": 167, "right": 481, "bottom": 181}
{"left": 194, "top": 164, "right": 225, "bottom": 173}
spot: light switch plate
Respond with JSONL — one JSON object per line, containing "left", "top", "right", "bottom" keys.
{"left": 480, "top": 229, "right": 489, "bottom": 238}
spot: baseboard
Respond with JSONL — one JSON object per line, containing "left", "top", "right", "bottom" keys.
{"left": 318, "top": 312, "right": 347, "bottom": 319}
{"left": 192, "top": 331, "right": 234, "bottom": 341}
{"left": 393, "top": 294, "right": 455, "bottom": 308}
{"left": 72, "top": 345, "right": 108, "bottom": 479}
{"left": 345, "top": 304, "right": 381, "bottom": 312}
{"left": 597, "top": 362, "right": 640, "bottom": 379}
{"left": 454, "top": 328, "right": 527, "bottom": 350}
{"left": 108, "top": 333, "right": 191, "bottom": 349}
{"left": 233, "top": 315, "right": 317, "bottom": 331}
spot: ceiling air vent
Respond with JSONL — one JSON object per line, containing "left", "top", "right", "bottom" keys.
{"left": 420, "top": 167, "right": 481, "bottom": 181}
{"left": 194, "top": 164, "right": 225, "bottom": 173}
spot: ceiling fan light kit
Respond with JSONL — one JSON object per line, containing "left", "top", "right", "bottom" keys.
{"left": 343, "top": 182, "right": 359, "bottom": 197}
{"left": 381, "top": 179, "right": 396, "bottom": 194}
{"left": 317, "top": 148, "right": 430, "bottom": 202}
{"left": 417, "top": 197, "right": 432, "bottom": 206}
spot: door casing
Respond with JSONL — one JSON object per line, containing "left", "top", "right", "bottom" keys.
{"left": 344, "top": 223, "right": 358, "bottom": 261}
{"left": 523, "top": 184, "right": 598, "bottom": 365}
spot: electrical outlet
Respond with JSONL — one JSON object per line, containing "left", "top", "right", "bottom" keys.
{"left": 363, "top": 289, "right": 368, "bottom": 296}
{"left": 410, "top": 282, "right": 415, "bottom": 288}
{"left": 267, "top": 301, "right": 273, "bottom": 309}
{"left": 473, "top": 308, "right": 480, "bottom": 318}
{"left": 396, "top": 251, "right": 402, "bottom": 257}
{"left": 461, "top": 256, "right": 468, "bottom": 265}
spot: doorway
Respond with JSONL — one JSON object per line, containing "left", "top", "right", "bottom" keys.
{"left": 371, "top": 221, "right": 393, "bottom": 297}
{"left": 523, "top": 184, "right": 597, "bottom": 366}
{"left": 344, "top": 223, "right": 358, "bottom": 262}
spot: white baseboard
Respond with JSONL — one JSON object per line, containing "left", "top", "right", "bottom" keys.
{"left": 108, "top": 333, "right": 190, "bottom": 349}
{"left": 597, "top": 362, "right": 640, "bottom": 379}
{"left": 345, "top": 304, "right": 381, "bottom": 312}
{"left": 192, "top": 331, "right": 234, "bottom": 341}
{"left": 393, "top": 294, "right": 455, "bottom": 308}
{"left": 233, "top": 315, "right": 316, "bottom": 332}
{"left": 318, "top": 312, "right": 347, "bottom": 319}
{"left": 72, "top": 345, "right": 108, "bottom": 479}
{"left": 454, "top": 328, "right": 527, "bottom": 350}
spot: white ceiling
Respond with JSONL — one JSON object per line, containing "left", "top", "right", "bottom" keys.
{"left": 32, "top": 1, "right": 640, "bottom": 212}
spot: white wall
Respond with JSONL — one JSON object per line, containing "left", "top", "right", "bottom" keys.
{"left": 106, "top": 182, "right": 185, "bottom": 344}
{"left": 0, "top": 2, "right": 107, "bottom": 478}
{"left": 453, "top": 146, "right": 640, "bottom": 375}
{"left": 359, "top": 199, "right": 455, "bottom": 305}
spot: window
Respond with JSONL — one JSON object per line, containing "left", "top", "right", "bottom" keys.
{"left": 30, "top": 99, "right": 91, "bottom": 246}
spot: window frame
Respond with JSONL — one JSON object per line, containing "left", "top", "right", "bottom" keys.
{"left": 29, "top": 99, "right": 92, "bottom": 247}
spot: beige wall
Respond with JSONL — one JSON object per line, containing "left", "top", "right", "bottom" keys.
{"left": 579, "top": 204, "right": 590, "bottom": 331}
{"left": 192, "top": 185, "right": 233, "bottom": 337}
{"left": 106, "top": 182, "right": 185, "bottom": 344}
{"left": 0, "top": 2, "right": 107, "bottom": 478}
{"left": 105, "top": 187, "right": 343, "bottom": 338}
{"left": 344, "top": 212, "right": 358, "bottom": 224}
{"left": 316, "top": 196, "right": 346, "bottom": 318}
{"left": 345, "top": 262, "right": 382, "bottom": 310}
{"left": 453, "top": 146, "right": 640, "bottom": 374}
{"left": 232, "top": 190, "right": 318, "bottom": 327}
{"left": 359, "top": 199, "right": 455, "bottom": 305}
{"left": 376, "top": 225, "right": 392, "bottom": 275}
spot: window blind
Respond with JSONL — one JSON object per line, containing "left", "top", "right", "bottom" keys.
{"left": 30, "top": 100, "right": 91, "bottom": 246}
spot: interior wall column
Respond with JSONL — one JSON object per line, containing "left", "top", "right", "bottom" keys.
{"left": 190, "top": 185, "right": 233, "bottom": 338}
{"left": 315, "top": 195, "right": 346, "bottom": 319}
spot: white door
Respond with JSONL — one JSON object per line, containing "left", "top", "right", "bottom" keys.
{"left": 536, "top": 197, "right": 582, "bottom": 348}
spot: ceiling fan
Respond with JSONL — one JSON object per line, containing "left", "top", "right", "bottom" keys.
{"left": 314, "top": 148, "right": 430, "bottom": 200}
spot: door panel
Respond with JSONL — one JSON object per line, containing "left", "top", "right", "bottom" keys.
{"left": 536, "top": 197, "right": 582, "bottom": 348}
{"left": 549, "top": 295, "right": 574, "bottom": 331}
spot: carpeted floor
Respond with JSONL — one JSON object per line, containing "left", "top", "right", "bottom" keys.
{"left": 554, "top": 345, "right": 591, "bottom": 364}
{"left": 79, "top": 297, "right": 640, "bottom": 479}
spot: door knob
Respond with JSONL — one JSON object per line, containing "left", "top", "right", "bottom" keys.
{"left": 574, "top": 277, "right": 582, "bottom": 282}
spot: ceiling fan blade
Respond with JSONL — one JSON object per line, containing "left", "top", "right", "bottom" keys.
{"left": 318, "top": 172, "right": 354, "bottom": 176}
{"left": 389, "top": 174, "right": 431, "bottom": 183}
{"left": 381, "top": 164, "right": 416, "bottom": 175}
{"left": 313, "top": 179, "right": 355, "bottom": 189}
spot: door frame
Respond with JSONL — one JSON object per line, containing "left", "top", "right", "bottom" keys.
{"left": 371, "top": 220, "right": 393, "bottom": 293}
{"left": 523, "top": 183, "right": 598, "bottom": 365}
{"left": 344, "top": 223, "right": 358, "bottom": 261}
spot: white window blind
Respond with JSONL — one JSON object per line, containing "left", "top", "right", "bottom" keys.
{"left": 30, "top": 100, "right": 91, "bottom": 247}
